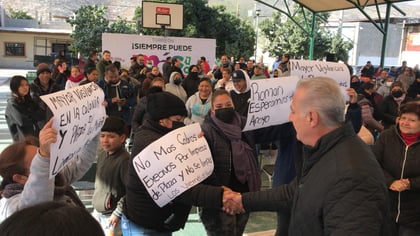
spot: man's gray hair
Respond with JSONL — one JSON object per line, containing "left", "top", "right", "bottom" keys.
{"left": 296, "top": 77, "right": 346, "bottom": 127}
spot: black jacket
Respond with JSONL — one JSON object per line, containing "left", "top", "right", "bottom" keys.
{"left": 182, "top": 73, "right": 200, "bottom": 98}
{"left": 125, "top": 120, "right": 223, "bottom": 232}
{"left": 373, "top": 125, "right": 420, "bottom": 230}
{"left": 242, "top": 123, "right": 391, "bottom": 236}
{"left": 84, "top": 58, "right": 97, "bottom": 74}
{"left": 30, "top": 77, "right": 61, "bottom": 128}
{"left": 201, "top": 114, "right": 258, "bottom": 193}
{"left": 5, "top": 96, "right": 45, "bottom": 141}
{"left": 379, "top": 95, "right": 412, "bottom": 129}
{"left": 230, "top": 90, "right": 251, "bottom": 117}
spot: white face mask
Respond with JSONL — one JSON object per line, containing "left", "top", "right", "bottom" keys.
{"left": 386, "top": 82, "right": 393, "bottom": 87}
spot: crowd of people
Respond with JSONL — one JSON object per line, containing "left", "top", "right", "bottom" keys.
{"left": 0, "top": 50, "right": 419, "bottom": 236}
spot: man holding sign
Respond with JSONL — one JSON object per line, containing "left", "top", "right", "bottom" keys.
{"left": 124, "top": 92, "right": 237, "bottom": 235}
{"left": 0, "top": 118, "right": 99, "bottom": 222}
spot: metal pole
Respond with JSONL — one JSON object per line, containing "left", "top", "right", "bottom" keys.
{"left": 309, "top": 12, "right": 316, "bottom": 60}
{"left": 380, "top": 2, "right": 391, "bottom": 67}
{"left": 255, "top": 13, "right": 259, "bottom": 61}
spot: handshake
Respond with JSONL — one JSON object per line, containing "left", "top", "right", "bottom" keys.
{"left": 222, "top": 187, "right": 245, "bottom": 215}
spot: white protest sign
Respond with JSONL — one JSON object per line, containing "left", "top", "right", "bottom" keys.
{"left": 132, "top": 123, "right": 213, "bottom": 207}
{"left": 40, "top": 83, "right": 106, "bottom": 179}
{"left": 102, "top": 33, "right": 216, "bottom": 75}
{"left": 290, "top": 59, "right": 350, "bottom": 98}
{"left": 243, "top": 76, "right": 300, "bottom": 131}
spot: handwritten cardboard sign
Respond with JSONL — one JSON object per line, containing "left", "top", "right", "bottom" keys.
{"left": 243, "top": 76, "right": 300, "bottom": 131}
{"left": 40, "top": 82, "right": 106, "bottom": 179}
{"left": 132, "top": 123, "right": 213, "bottom": 207}
{"left": 243, "top": 60, "right": 351, "bottom": 131}
{"left": 290, "top": 59, "right": 350, "bottom": 98}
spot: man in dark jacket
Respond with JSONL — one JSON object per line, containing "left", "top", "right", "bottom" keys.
{"left": 224, "top": 77, "right": 391, "bottom": 236}
{"left": 84, "top": 50, "right": 97, "bottom": 75}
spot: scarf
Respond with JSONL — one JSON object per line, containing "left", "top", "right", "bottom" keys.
{"left": 210, "top": 113, "right": 261, "bottom": 191}
{"left": 401, "top": 131, "right": 420, "bottom": 146}
{"left": 67, "top": 74, "right": 85, "bottom": 83}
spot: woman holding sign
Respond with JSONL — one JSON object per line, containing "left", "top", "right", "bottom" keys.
{"left": 124, "top": 92, "right": 233, "bottom": 236}
{"left": 200, "top": 89, "right": 261, "bottom": 236}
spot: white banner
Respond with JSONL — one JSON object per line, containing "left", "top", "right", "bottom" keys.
{"left": 243, "top": 60, "right": 351, "bottom": 131}
{"left": 102, "top": 33, "right": 216, "bottom": 75}
{"left": 244, "top": 76, "right": 300, "bottom": 131}
{"left": 132, "top": 123, "right": 214, "bottom": 207}
{"left": 40, "top": 83, "right": 106, "bottom": 179}
{"left": 290, "top": 59, "right": 350, "bottom": 97}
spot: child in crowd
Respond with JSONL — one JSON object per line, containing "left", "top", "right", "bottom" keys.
{"left": 65, "top": 66, "right": 86, "bottom": 89}
{"left": 92, "top": 116, "right": 129, "bottom": 236}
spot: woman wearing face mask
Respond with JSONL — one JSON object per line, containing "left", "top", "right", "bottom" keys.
{"left": 377, "top": 76, "right": 395, "bottom": 98}
{"left": 350, "top": 75, "right": 362, "bottom": 94}
{"left": 165, "top": 72, "right": 187, "bottom": 102}
{"left": 199, "top": 89, "right": 261, "bottom": 236}
{"left": 123, "top": 92, "right": 228, "bottom": 236}
{"left": 379, "top": 81, "right": 412, "bottom": 129}
{"left": 182, "top": 65, "right": 201, "bottom": 98}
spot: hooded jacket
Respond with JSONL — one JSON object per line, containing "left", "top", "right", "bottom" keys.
{"left": 165, "top": 72, "right": 187, "bottom": 103}
{"left": 230, "top": 69, "right": 252, "bottom": 117}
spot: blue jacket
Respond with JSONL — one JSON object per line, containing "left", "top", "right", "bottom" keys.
{"left": 97, "top": 79, "right": 136, "bottom": 125}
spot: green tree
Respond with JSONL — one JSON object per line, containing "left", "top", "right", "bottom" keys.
{"left": 109, "top": 16, "right": 136, "bottom": 34}
{"left": 67, "top": 5, "right": 109, "bottom": 55}
{"left": 260, "top": 9, "right": 353, "bottom": 61}
{"left": 8, "top": 9, "right": 33, "bottom": 19}
{"left": 330, "top": 29, "right": 353, "bottom": 61}
{"left": 133, "top": 0, "right": 255, "bottom": 59}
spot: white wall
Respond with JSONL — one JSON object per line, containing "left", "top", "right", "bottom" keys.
{"left": 0, "top": 31, "right": 70, "bottom": 69}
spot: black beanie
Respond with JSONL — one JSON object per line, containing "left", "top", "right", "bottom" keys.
{"left": 101, "top": 116, "right": 126, "bottom": 135}
{"left": 147, "top": 92, "right": 187, "bottom": 121}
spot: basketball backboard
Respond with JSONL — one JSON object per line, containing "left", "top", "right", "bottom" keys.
{"left": 142, "top": 1, "right": 183, "bottom": 30}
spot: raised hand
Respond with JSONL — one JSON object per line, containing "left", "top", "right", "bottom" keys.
{"left": 346, "top": 87, "right": 358, "bottom": 104}
{"left": 38, "top": 118, "right": 57, "bottom": 158}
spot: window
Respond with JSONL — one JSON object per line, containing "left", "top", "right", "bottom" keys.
{"left": 52, "top": 43, "right": 70, "bottom": 53}
{"left": 5, "top": 42, "right": 25, "bottom": 56}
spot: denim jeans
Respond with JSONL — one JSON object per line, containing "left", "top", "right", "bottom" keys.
{"left": 273, "top": 136, "right": 297, "bottom": 236}
{"left": 121, "top": 214, "right": 172, "bottom": 236}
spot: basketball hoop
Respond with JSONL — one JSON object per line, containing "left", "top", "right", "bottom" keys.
{"left": 142, "top": 1, "right": 183, "bottom": 35}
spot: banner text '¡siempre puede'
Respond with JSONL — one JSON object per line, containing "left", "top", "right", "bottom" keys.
{"left": 132, "top": 43, "right": 192, "bottom": 51}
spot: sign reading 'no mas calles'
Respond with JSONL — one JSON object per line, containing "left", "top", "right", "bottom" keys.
{"left": 132, "top": 123, "right": 214, "bottom": 207}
